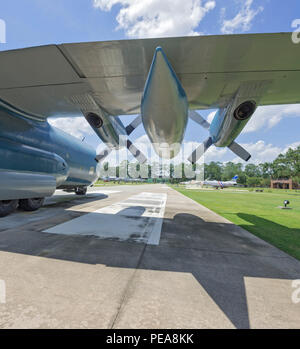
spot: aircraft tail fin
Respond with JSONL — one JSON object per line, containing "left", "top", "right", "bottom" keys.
{"left": 232, "top": 175, "right": 239, "bottom": 182}
{"left": 228, "top": 141, "right": 251, "bottom": 162}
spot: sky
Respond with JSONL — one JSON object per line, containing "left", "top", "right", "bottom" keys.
{"left": 1, "top": 0, "right": 300, "bottom": 165}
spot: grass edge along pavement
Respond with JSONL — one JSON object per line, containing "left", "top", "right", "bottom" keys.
{"left": 171, "top": 185, "right": 300, "bottom": 261}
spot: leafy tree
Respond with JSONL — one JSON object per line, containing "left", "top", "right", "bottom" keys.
{"left": 284, "top": 146, "right": 300, "bottom": 177}
{"left": 245, "top": 164, "right": 261, "bottom": 177}
{"left": 259, "top": 162, "right": 273, "bottom": 178}
{"left": 221, "top": 162, "right": 242, "bottom": 181}
{"left": 271, "top": 155, "right": 292, "bottom": 179}
{"left": 246, "top": 177, "right": 261, "bottom": 187}
{"left": 260, "top": 177, "right": 271, "bottom": 187}
{"left": 205, "top": 162, "right": 222, "bottom": 180}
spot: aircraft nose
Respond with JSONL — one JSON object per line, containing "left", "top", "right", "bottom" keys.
{"left": 153, "top": 46, "right": 169, "bottom": 70}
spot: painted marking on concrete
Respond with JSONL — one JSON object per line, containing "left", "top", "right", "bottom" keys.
{"left": 43, "top": 192, "right": 167, "bottom": 245}
{"left": 0, "top": 190, "right": 121, "bottom": 231}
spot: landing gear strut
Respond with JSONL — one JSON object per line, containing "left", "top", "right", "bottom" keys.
{"left": 0, "top": 200, "right": 18, "bottom": 217}
{"left": 75, "top": 187, "right": 87, "bottom": 196}
{"left": 19, "top": 198, "right": 45, "bottom": 211}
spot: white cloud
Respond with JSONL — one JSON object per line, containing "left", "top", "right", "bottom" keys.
{"left": 199, "top": 140, "right": 283, "bottom": 165}
{"left": 93, "top": 0, "right": 216, "bottom": 38}
{"left": 244, "top": 104, "right": 300, "bottom": 133}
{"left": 221, "top": 0, "right": 263, "bottom": 34}
{"left": 204, "top": 144, "right": 228, "bottom": 162}
{"left": 230, "top": 140, "right": 300, "bottom": 165}
{"left": 231, "top": 140, "right": 282, "bottom": 164}
{"left": 282, "top": 141, "right": 300, "bottom": 154}
{"left": 48, "top": 116, "right": 93, "bottom": 139}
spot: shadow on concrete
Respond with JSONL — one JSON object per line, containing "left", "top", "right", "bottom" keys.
{"left": 0, "top": 192, "right": 109, "bottom": 232}
{"left": 0, "top": 207, "right": 299, "bottom": 329}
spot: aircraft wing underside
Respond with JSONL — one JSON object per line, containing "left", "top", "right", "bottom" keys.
{"left": 0, "top": 32, "right": 300, "bottom": 120}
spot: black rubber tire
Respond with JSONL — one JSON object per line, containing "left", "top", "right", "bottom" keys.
{"left": 19, "top": 198, "right": 45, "bottom": 212}
{"left": 0, "top": 200, "right": 18, "bottom": 217}
{"left": 75, "top": 187, "right": 87, "bottom": 196}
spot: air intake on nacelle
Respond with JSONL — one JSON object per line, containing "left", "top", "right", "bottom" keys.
{"left": 233, "top": 101, "right": 256, "bottom": 121}
{"left": 86, "top": 113, "right": 103, "bottom": 129}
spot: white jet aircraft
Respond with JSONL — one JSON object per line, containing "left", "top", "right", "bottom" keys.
{"left": 201, "top": 175, "right": 239, "bottom": 189}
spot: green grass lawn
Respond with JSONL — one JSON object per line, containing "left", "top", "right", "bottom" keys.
{"left": 172, "top": 186, "right": 300, "bottom": 261}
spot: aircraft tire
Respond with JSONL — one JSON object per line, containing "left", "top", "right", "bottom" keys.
{"left": 0, "top": 200, "right": 19, "bottom": 217}
{"left": 19, "top": 198, "right": 45, "bottom": 211}
{"left": 75, "top": 187, "right": 87, "bottom": 196}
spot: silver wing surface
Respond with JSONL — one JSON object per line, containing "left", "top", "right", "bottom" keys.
{"left": 0, "top": 32, "right": 299, "bottom": 120}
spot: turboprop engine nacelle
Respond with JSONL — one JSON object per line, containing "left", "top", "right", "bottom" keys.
{"left": 85, "top": 107, "right": 147, "bottom": 164}
{"left": 85, "top": 109, "right": 127, "bottom": 150}
{"left": 209, "top": 99, "right": 257, "bottom": 148}
{"left": 187, "top": 95, "right": 258, "bottom": 164}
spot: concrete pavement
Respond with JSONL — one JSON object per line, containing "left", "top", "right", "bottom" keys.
{"left": 0, "top": 184, "right": 299, "bottom": 329}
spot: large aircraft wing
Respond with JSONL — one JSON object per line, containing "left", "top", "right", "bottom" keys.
{"left": 0, "top": 32, "right": 299, "bottom": 120}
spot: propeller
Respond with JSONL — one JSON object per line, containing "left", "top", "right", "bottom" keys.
{"left": 228, "top": 141, "right": 251, "bottom": 162}
{"left": 126, "top": 140, "right": 147, "bottom": 164}
{"left": 125, "top": 115, "right": 142, "bottom": 136}
{"left": 188, "top": 110, "right": 210, "bottom": 129}
{"left": 125, "top": 115, "right": 147, "bottom": 163}
{"left": 95, "top": 148, "right": 112, "bottom": 162}
{"left": 187, "top": 110, "right": 251, "bottom": 163}
{"left": 188, "top": 137, "right": 213, "bottom": 164}
{"left": 95, "top": 115, "right": 147, "bottom": 164}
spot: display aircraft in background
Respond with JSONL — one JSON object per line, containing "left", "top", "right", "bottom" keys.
{"left": 101, "top": 177, "right": 146, "bottom": 183}
{"left": 1, "top": 33, "right": 300, "bottom": 216}
{"left": 202, "top": 176, "right": 239, "bottom": 189}
{"left": 182, "top": 176, "right": 239, "bottom": 189}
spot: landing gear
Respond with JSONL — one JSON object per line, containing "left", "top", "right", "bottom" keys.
{"left": 75, "top": 187, "right": 87, "bottom": 196}
{"left": 19, "top": 198, "right": 45, "bottom": 211}
{"left": 0, "top": 200, "right": 18, "bottom": 217}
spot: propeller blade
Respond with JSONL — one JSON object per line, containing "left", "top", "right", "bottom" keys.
{"left": 126, "top": 115, "right": 142, "bottom": 136}
{"left": 95, "top": 147, "right": 112, "bottom": 162}
{"left": 228, "top": 141, "right": 251, "bottom": 162}
{"left": 127, "top": 140, "right": 147, "bottom": 164}
{"left": 188, "top": 110, "right": 210, "bottom": 130}
{"left": 188, "top": 137, "right": 213, "bottom": 164}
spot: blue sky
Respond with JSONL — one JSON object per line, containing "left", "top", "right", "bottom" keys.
{"left": 1, "top": 0, "right": 300, "bottom": 164}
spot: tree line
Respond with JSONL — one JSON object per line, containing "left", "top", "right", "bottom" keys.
{"left": 101, "top": 146, "right": 300, "bottom": 187}
{"left": 203, "top": 146, "right": 300, "bottom": 187}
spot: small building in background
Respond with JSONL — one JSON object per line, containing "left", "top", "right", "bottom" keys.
{"left": 270, "top": 179, "right": 300, "bottom": 190}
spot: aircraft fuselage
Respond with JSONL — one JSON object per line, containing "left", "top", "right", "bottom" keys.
{"left": 0, "top": 104, "right": 99, "bottom": 203}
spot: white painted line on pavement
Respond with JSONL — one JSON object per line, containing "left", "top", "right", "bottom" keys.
{"left": 43, "top": 192, "right": 167, "bottom": 245}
